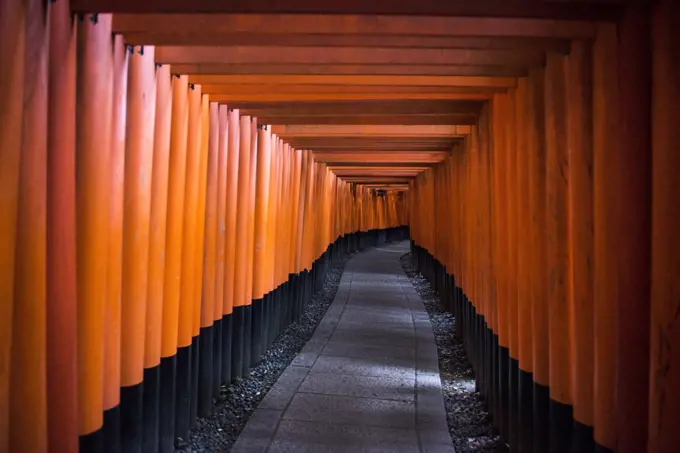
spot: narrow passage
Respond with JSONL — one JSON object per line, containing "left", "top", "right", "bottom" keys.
{"left": 232, "top": 241, "right": 454, "bottom": 453}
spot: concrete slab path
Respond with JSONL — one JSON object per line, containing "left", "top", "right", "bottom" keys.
{"left": 231, "top": 241, "right": 455, "bottom": 453}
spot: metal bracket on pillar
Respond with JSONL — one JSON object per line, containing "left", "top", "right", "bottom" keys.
{"left": 189, "top": 83, "right": 195, "bottom": 90}
{"left": 138, "top": 46, "right": 144, "bottom": 56}
{"left": 127, "top": 45, "right": 134, "bottom": 55}
{"left": 89, "top": 13, "right": 98, "bottom": 24}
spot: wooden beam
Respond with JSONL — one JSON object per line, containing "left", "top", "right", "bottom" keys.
{"left": 190, "top": 74, "right": 515, "bottom": 87}
{"left": 209, "top": 93, "right": 493, "bottom": 101}
{"left": 223, "top": 100, "right": 483, "bottom": 116}
{"left": 94, "top": 4, "right": 621, "bottom": 21}
{"left": 155, "top": 46, "right": 545, "bottom": 67}
{"left": 313, "top": 151, "right": 449, "bottom": 164}
{"left": 199, "top": 84, "right": 505, "bottom": 95}
{"left": 271, "top": 125, "right": 470, "bottom": 137}
{"left": 169, "top": 63, "right": 528, "bottom": 77}
{"left": 124, "top": 33, "right": 571, "bottom": 52}
{"left": 258, "top": 115, "right": 478, "bottom": 125}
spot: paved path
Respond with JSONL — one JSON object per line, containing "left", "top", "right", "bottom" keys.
{"left": 231, "top": 241, "right": 455, "bottom": 453}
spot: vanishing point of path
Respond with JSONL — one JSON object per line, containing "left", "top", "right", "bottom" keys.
{"left": 231, "top": 241, "right": 455, "bottom": 453}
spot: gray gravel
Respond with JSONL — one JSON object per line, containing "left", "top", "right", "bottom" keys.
{"left": 179, "top": 253, "right": 351, "bottom": 453}
{"left": 400, "top": 253, "right": 508, "bottom": 453}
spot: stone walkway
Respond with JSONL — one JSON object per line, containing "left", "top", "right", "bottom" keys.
{"left": 231, "top": 241, "right": 455, "bottom": 453}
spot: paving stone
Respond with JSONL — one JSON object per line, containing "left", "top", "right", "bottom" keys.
{"left": 322, "top": 341, "right": 416, "bottom": 360}
{"left": 282, "top": 393, "right": 416, "bottom": 429}
{"left": 299, "top": 371, "right": 415, "bottom": 401}
{"left": 269, "top": 420, "right": 420, "bottom": 453}
{"left": 259, "top": 366, "right": 310, "bottom": 410}
{"left": 311, "top": 355, "right": 415, "bottom": 379}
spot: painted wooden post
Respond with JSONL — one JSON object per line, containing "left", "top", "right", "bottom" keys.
{"left": 143, "top": 63, "right": 172, "bottom": 453}
{"left": 120, "top": 45, "right": 156, "bottom": 453}
{"left": 11, "top": 0, "right": 49, "bottom": 451}
{"left": 159, "top": 75, "right": 189, "bottom": 453}
{"left": 175, "top": 83, "right": 203, "bottom": 441}
{"left": 231, "top": 115, "right": 253, "bottom": 379}
{"left": 197, "top": 102, "right": 219, "bottom": 417}
{"left": 76, "top": 13, "right": 114, "bottom": 453}
{"left": 243, "top": 118, "right": 259, "bottom": 372}
{"left": 103, "top": 34, "right": 127, "bottom": 453}
{"left": 222, "top": 108, "right": 241, "bottom": 384}
{"left": 615, "top": 6, "right": 652, "bottom": 453}
{"left": 592, "top": 23, "right": 618, "bottom": 453}
{"left": 648, "top": 2, "right": 680, "bottom": 452}
{"left": 252, "top": 126, "right": 272, "bottom": 363}
{"left": 47, "top": 3, "right": 78, "bottom": 453}
{"left": 565, "top": 40, "right": 595, "bottom": 453}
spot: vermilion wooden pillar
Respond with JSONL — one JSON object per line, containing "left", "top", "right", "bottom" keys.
{"left": 252, "top": 126, "right": 272, "bottom": 364}
{"left": 191, "top": 94, "right": 210, "bottom": 428}
{"left": 243, "top": 118, "right": 259, "bottom": 372}
{"left": 648, "top": 2, "right": 680, "bottom": 452}
{"left": 120, "top": 45, "right": 157, "bottom": 453}
{"left": 545, "top": 52, "right": 573, "bottom": 453}
{"left": 615, "top": 6, "right": 652, "bottom": 453}
{"left": 11, "top": 0, "right": 49, "bottom": 451}
{"left": 231, "top": 115, "right": 253, "bottom": 379}
{"left": 159, "top": 75, "right": 189, "bottom": 453}
{"left": 197, "top": 102, "right": 219, "bottom": 417}
{"left": 527, "top": 67, "right": 549, "bottom": 453}
{"left": 565, "top": 40, "right": 595, "bottom": 453}
{"left": 176, "top": 83, "right": 202, "bottom": 442}
{"left": 143, "top": 63, "right": 173, "bottom": 453}
{"left": 0, "top": 0, "right": 25, "bottom": 447}
{"left": 76, "top": 13, "right": 114, "bottom": 453}
{"left": 47, "top": 2, "right": 78, "bottom": 453}
{"left": 515, "top": 78, "right": 534, "bottom": 453}
{"left": 222, "top": 108, "right": 241, "bottom": 384}
{"left": 592, "top": 23, "right": 618, "bottom": 453}
{"left": 103, "top": 34, "right": 127, "bottom": 453}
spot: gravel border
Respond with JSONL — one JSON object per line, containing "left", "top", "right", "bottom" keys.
{"left": 400, "top": 252, "right": 508, "bottom": 453}
{"left": 180, "top": 253, "right": 351, "bottom": 452}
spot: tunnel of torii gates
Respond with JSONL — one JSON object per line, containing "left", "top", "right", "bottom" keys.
{"left": 0, "top": 0, "right": 678, "bottom": 453}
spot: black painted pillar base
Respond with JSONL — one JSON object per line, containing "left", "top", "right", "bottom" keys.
{"left": 242, "top": 305, "right": 252, "bottom": 375}
{"left": 518, "top": 369, "right": 534, "bottom": 452}
{"left": 80, "top": 427, "right": 105, "bottom": 453}
{"left": 572, "top": 420, "right": 595, "bottom": 453}
{"left": 158, "top": 355, "right": 177, "bottom": 453}
{"left": 103, "top": 405, "right": 120, "bottom": 453}
{"left": 197, "top": 325, "right": 214, "bottom": 417}
{"left": 221, "top": 314, "right": 232, "bottom": 387}
{"left": 231, "top": 306, "right": 245, "bottom": 380}
{"left": 251, "top": 298, "right": 263, "bottom": 366}
{"left": 120, "top": 382, "right": 143, "bottom": 453}
{"left": 498, "top": 346, "right": 510, "bottom": 442}
{"left": 549, "top": 399, "right": 573, "bottom": 453}
{"left": 142, "top": 365, "right": 160, "bottom": 453}
{"left": 533, "top": 381, "right": 550, "bottom": 453}
{"left": 212, "top": 318, "right": 223, "bottom": 399}
{"left": 190, "top": 336, "right": 200, "bottom": 428}
{"left": 174, "top": 344, "right": 192, "bottom": 444}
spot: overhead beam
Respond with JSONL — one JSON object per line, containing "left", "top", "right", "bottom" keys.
{"left": 124, "top": 33, "right": 571, "bottom": 52}
{"left": 199, "top": 84, "right": 505, "bottom": 95}
{"left": 96, "top": 4, "right": 621, "bottom": 21}
{"left": 313, "top": 151, "right": 449, "bottom": 164}
{"left": 258, "top": 115, "right": 478, "bottom": 125}
{"left": 189, "top": 74, "right": 516, "bottom": 87}
{"left": 169, "top": 63, "right": 528, "bottom": 77}
{"left": 209, "top": 93, "right": 493, "bottom": 102}
{"left": 270, "top": 125, "right": 470, "bottom": 138}
{"left": 111, "top": 14, "right": 598, "bottom": 38}
{"left": 155, "top": 46, "right": 545, "bottom": 67}
{"left": 223, "top": 100, "right": 482, "bottom": 116}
